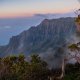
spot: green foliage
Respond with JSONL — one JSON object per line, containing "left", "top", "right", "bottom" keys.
{"left": 64, "top": 63, "right": 80, "bottom": 80}
{"left": 1, "top": 54, "right": 80, "bottom": 80}
{"left": 75, "top": 15, "right": 80, "bottom": 24}
{"left": 75, "top": 18, "right": 80, "bottom": 24}
{"left": 68, "top": 44, "right": 80, "bottom": 51}
{"left": 0, "top": 54, "right": 49, "bottom": 80}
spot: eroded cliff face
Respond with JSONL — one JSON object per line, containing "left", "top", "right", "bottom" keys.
{"left": 0, "top": 17, "right": 76, "bottom": 57}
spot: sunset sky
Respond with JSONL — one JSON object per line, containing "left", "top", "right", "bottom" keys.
{"left": 0, "top": 0, "right": 80, "bottom": 18}
{"left": 0, "top": 0, "right": 80, "bottom": 45}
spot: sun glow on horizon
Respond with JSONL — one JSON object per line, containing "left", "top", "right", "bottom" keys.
{"left": 0, "top": 0, "right": 80, "bottom": 18}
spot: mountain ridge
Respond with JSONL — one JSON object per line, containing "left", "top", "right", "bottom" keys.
{"left": 0, "top": 17, "right": 76, "bottom": 57}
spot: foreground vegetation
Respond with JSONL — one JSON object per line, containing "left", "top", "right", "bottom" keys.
{"left": 0, "top": 54, "right": 80, "bottom": 80}
{"left": 0, "top": 54, "right": 50, "bottom": 80}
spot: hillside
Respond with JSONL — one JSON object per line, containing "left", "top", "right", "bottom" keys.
{"left": 0, "top": 17, "right": 76, "bottom": 57}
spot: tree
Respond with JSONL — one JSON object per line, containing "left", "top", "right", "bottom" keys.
{"left": 0, "top": 54, "right": 50, "bottom": 80}
{"left": 68, "top": 43, "right": 80, "bottom": 63}
{"left": 27, "top": 54, "right": 49, "bottom": 80}
{"left": 75, "top": 9, "right": 80, "bottom": 32}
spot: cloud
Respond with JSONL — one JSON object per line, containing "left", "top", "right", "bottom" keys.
{"left": 78, "top": 0, "right": 80, "bottom": 3}
{"left": 0, "top": 26, "right": 11, "bottom": 30}
{"left": 34, "top": 14, "right": 48, "bottom": 18}
{"left": 4, "top": 26, "right": 11, "bottom": 29}
{"left": 34, "top": 12, "right": 75, "bottom": 19}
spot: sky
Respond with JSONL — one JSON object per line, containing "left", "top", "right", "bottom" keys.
{"left": 0, "top": 0, "right": 80, "bottom": 18}
{"left": 0, "top": 0, "right": 80, "bottom": 45}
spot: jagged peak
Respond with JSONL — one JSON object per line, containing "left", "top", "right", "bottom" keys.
{"left": 40, "top": 19, "right": 50, "bottom": 26}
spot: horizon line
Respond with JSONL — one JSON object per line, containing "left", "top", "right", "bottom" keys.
{"left": 0, "top": 11, "right": 75, "bottom": 19}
